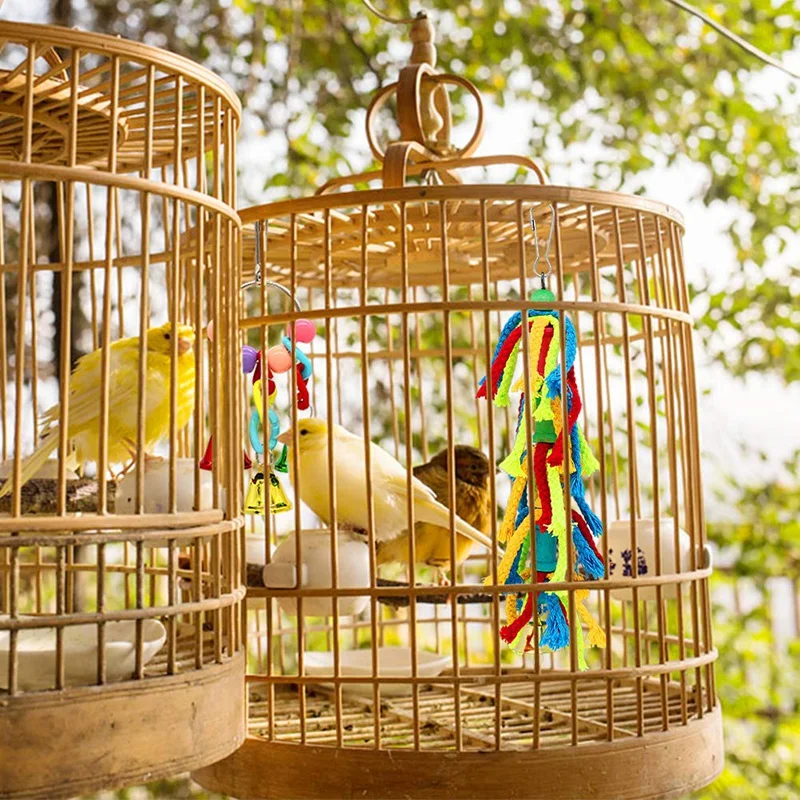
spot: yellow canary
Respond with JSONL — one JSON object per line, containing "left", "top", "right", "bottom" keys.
{"left": 376, "top": 445, "right": 492, "bottom": 573}
{"left": 0, "top": 322, "right": 195, "bottom": 498}
{"left": 276, "top": 419, "right": 493, "bottom": 552}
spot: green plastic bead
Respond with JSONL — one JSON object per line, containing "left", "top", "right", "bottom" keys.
{"left": 531, "top": 288, "right": 556, "bottom": 302}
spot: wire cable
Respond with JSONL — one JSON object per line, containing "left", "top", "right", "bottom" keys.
{"left": 665, "top": 0, "right": 800, "bottom": 80}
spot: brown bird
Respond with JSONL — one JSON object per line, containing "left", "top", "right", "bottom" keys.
{"left": 376, "top": 445, "right": 492, "bottom": 580}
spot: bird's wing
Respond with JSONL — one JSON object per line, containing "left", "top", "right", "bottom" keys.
{"left": 414, "top": 494, "right": 495, "bottom": 552}
{"left": 369, "top": 440, "right": 438, "bottom": 502}
{"left": 368, "top": 440, "right": 495, "bottom": 553}
{"left": 65, "top": 344, "right": 140, "bottom": 433}
{"left": 412, "top": 462, "right": 449, "bottom": 506}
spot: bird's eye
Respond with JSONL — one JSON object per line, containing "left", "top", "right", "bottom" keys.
{"left": 300, "top": 428, "right": 309, "bottom": 436}
{"left": 164, "top": 333, "right": 171, "bottom": 340}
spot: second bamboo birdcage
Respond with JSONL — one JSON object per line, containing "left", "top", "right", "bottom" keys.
{"left": 194, "top": 12, "right": 723, "bottom": 800}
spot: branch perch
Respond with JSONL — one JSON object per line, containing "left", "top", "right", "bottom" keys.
{"left": 245, "top": 563, "right": 501, "bottom": 606}
{"left": 0, "top": 478, "right": 116, "bottom": 514}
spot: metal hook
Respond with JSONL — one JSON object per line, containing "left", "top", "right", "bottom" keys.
{"left": 241, "top": 219, "right": 302, "bottom": 312}
{"left": 253, "top": 218, "right": 264, "bottom": 284}
{"left": 529, "top": 204, "right": 556, "bottom": 289}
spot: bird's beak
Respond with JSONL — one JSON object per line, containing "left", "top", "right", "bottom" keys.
{"left": 177, "top": 326, "right": 194, "bottom": 356}
{"left": 277, "top": 429, "right": 292, "bottom": 446}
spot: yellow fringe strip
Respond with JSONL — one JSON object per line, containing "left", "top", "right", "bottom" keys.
{"left": 578, "top": 427, "right": 600, "bottom": 476}
{"left": 499, "top": 421, "right": 529, "bottom": 477}
{"left": 576, "top": 589, "right": 606, "bottom": 649}
{"left": 533, "top": 395, "right": 553, "bottom": 422}
{"left": 546, "top": 464, "right": 568, "bottom": 582}
{"left": 511, "top": 317, "right": 550, "bottom": 394}
{"left": 497, "top": 473, "right": 527, "bottom": 543}
{"left": 494, "top": 516, "right": 531, "bottom": 585}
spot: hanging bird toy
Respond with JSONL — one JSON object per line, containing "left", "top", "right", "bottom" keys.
{"left": 477, "top": 206, "right": 606, "bottom": 669}
{"left": 202, "top": 219, "right": 317, "bottom": 515}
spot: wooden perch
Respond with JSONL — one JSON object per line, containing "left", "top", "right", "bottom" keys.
{"left": 245, "top": 562, "right": 500, "bottom": 606}
{"left": 0, "top": 478, "right": 116, "bottom": 514}
{"left": 372, "top": 577, "right": 500, "bottom": 607}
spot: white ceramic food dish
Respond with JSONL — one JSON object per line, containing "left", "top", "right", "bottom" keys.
{"left": 115, "top": 458, "right": 219, "bottom": 547}
{"left": 263, "top": 529, "right": 371, "bottom": 618}
{"left": 302, "top": 646, "right": 451, "bottom": 696}
{"left": 604, "top": 518, "right": 712, "bottom": 601}
{"left": 0, "top": 617, "right": 167, "bottom": 691}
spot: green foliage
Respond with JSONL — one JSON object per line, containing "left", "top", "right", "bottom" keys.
{"left": 692, "top": 455, "right": 800, "bottom": 798}
{"left": 83, "top": 0, "right": 800, "bottom": 380}
{"left": 698, "top": 573, "right": 800, "bottom": 799}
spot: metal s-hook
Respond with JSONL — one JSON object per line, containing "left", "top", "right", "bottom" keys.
{"left": 529, "top": 204, "right": 556, "bottom": 290}
{"left": 253, "top": 218, "right": 264, "bottom": 285}
{"left": 243, "top": 218, "right": 265, "bottom": 290}
{"left": 242, "top": 219, "right": 302, "bottom": 312}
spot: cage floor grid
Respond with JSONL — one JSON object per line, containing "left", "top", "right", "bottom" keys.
{"left": 247, "top": 677, "right": 701, "bottom": 751}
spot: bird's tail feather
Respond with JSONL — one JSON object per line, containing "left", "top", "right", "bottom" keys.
{"left": 0, "top": 431, "right": 60, "bottom": 499}
{"left": 416, "top": 500, "right": 494, "bottom": 551}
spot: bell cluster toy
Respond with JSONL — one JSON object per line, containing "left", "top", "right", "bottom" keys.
{"left": 201, "top": 219, "right": 317, "bottom": 515}
{"left": 241, "top": 318, "right": 316, "bottom": 514}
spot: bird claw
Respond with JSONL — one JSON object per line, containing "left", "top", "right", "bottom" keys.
{"left": 111, "top": 449, "right": 165, "bottom": 482}
{"left": 112, "top": 460, "right": 136, "bottom": 481}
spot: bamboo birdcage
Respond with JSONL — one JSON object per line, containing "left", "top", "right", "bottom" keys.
{"left": 0, "top": 23, "right": 245, "bottom": 799}
{"left": 193, "top": 13, "right": 723, "bottom": 800}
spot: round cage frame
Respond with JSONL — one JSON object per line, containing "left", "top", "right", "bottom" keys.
{"left": 0, "top": 23, "right": 245, "bottom": 799}
{"left": 194, "top": 15, "right": 722, "bottom": 800}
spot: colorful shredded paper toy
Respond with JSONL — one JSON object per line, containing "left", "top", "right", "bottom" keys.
{"left": 477, "top": 287, "right": 606, "bottom": 669}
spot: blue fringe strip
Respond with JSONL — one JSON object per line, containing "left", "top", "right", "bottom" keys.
{"left": 539, "top": 593, "right": 570, "bottom": 651}
{"left": 573, "top": 523, "right": 605, "bottom": 579}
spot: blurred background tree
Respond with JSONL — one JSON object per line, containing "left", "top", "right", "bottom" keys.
{"left": 11, "top": 0, "right": 800, "bottom": 796}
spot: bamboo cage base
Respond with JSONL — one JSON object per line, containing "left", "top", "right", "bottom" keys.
{"left": 250, "top": 678, "right": 702, "bottom": 749}
{"left": 194, "top": 678, "right": 723, "bottom": 799}
{"left": 0, "top": 634, "right": 245, "bottom": 800}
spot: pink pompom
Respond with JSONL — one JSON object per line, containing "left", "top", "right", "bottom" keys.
{"left": 206, "top": 320, "right": 214, "bottom": 341}
{"left": 267, "top": 345, "right": 292, "bottom": 373}
{"left": 288, "top": 318, "right": 317, "bottom": 344}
